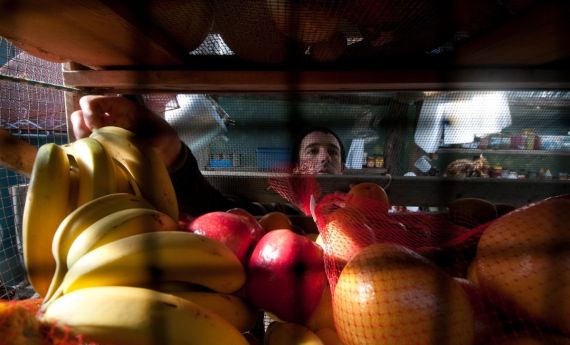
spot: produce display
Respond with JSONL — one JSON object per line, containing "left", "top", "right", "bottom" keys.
{"left": 2, "top": 126, "right": 569, "bottom": 344}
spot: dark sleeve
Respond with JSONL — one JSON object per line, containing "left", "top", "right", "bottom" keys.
{"left": 169, "top": 143, "right": 238, "bottom": 217}
{"left": 169, "top": 143, "right": 302, "bottom": 217}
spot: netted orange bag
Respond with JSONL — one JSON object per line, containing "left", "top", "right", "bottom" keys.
{"left": 269, "top": 174, "right": 570, "bottom": 345}
{"left": 0, "top": 298, "right": 45, "bottom": 345}
{"left": 467, "top": 195, "right": 570, "bottom": 337}
{"left": 0, "top": 298, "right": 86, "bottom": 345}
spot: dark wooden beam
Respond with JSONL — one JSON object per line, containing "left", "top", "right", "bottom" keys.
{"left": 453, "top": 1, "right": 570, "bottom": 66}
{"left": 0, "top": 0, "right": 184, "bottom": 68}
{"left": 63, "top": 68, "right": 570, "bottom": 93}
{"left": 203, "top": 172, "right": 570, "bottom": 208}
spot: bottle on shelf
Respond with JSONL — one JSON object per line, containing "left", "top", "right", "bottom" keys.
{"left": 544, "top": 169, "right": 553, "bottom": 179}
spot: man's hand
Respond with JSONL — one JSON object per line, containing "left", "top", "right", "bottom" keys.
{"left": 70, "top": 95, "right": 182, "bottom": 169}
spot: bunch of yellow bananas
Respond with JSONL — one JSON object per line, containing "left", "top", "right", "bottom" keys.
{"left": 21, "top": 126, "right": 255, "bottom": 345}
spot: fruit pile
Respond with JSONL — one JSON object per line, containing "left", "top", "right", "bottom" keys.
{"left": 15, "top": 127, "right": 255, "bottom": 344}
{"left": 8, "top": 125, "right": 570, "bottom": 345}
{"left": 312, "top": 184, "right": 570, "bottom": 345}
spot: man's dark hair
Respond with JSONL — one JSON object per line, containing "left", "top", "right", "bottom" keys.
{"left": 291, "top": 127, "right": 346, "bottom": 165}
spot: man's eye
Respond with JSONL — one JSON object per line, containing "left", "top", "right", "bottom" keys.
{"left": 308, "top": 148, "right": 319, "bottom": 155}
{"left": 328, "top": 149, "right": 339, "bottom": 156}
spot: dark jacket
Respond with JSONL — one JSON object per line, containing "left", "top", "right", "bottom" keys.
{"left": 170, "top": 143, "right": 301, "bottom": 217}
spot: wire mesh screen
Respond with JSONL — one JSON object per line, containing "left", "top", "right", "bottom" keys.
{"left": 0, "top": 1, "right": 569, "bottom": 344}
{"left": 0, "top": 37, "right": 68, "bottom": 300}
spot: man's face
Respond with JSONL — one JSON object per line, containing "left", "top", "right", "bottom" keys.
{"left": 297, "top": 131, "right": 343, "bottom": 175}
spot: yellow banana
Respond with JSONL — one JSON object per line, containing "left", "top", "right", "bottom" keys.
{"left": 66, "top": 207, "right": 178, "bottom": 268}
{"left": 90, "top": 126, "right": 179, "bottom": 222}
{"left": 63, "top": 137, "right": 116, "bottom": 207}
{"left": 167, "top": 291, "right": 258, "bottom": 333}
{"left": 41, "top": 286, "right": 249, "bottom": 345}
{"left": 60, "top": 231, "right": 245, "bottom": 295}
{"left": 44, "top": 193, "right": 154, "bottom": 302}
{"left": 113, "top": 158, "right": 142, "bottom": 196}
{"left": 305, "top": 286, "right": 334, "bottom": 332}
{"left": 23, "top": 143, "right": 70, "bottom": 296}
{"left": 265, "top": 321, "right": 324, "bottom": 345}
{"left": 66, "top": 156, "right": 80, "bottom": 214}
{"left": 315, "top": 328, "right": 344, "bottom": 345}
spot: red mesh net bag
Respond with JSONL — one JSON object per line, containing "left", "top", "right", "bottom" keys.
{"left": 0, "top": 298, "right": 87, "bottom": 345}
{"left": 269, "top": 173, "right": 570, "bottom": 345}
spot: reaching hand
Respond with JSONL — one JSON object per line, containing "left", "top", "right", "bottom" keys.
{"left": 70, "top": 95, "right": 182, "bottom": 168}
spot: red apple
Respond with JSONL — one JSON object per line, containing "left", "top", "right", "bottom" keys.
{"left": 226, "top": 208, "right": 265, "bottom": 238}
{"left": 188, "top": 211, "right": 262, "bottom": 266}
{"left": 245, "top": 229, "right": 328, "bottom": 324}
{"left": 178, "top": 212, "right": 194, "bottom": 230}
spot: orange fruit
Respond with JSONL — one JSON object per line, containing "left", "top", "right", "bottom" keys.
{"left": 305, "top": 233, "right": 319, "bottom": 242}
{"left": 333, "top": 243, "right": 474, "bottom": 345}
{"left": 466, "top": 260, "right": 479, "bottom": 285}
{"left": 448, "top": 198, "right": 498, "bottom": 228}
{"left": 346, "top": 182, "right": 389, "bottom": 213}
{"left": 305, "top": 285, "right": 334, "bottom": 332}
{"left": 258, "top": 211, "right": 293, "bottom": 232}
{"left": 471, "top": 197, "right": 570, "bottom": 334}
{"left": 454, "top": 277, "right": 508, "bottom": 345}
{"left": 243, "top": 332, "right": 263, "bottom": 345}
{"left": 267, "top": 0, "right": 339, "bottom": 44}
{"left": 310, "top": 32, "right": 347, "bottom": 62}
{"left": 323, "top": 207, "right": 376, "bottom": 267}
{"left": 264, "top": 321, "right": 323, "bottom": 345}
{"left": 316, "top": 328, "right": 343, "bottom": 345}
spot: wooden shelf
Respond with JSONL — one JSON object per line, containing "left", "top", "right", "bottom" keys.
{"left": 437, "top": 148, "right": 570, "bottom": 156}
{"left": 61, "top": 68, "right": 570, "bottom": 93}
{"left": 202, "top": 172, "right": 570, "bottom": 208}
{"left": 1, "top": 1, "right": 569, "bottom": 84}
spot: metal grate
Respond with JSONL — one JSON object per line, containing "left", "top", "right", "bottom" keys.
{"left": 0, "top": 37, "right": 68, "bottom": 300}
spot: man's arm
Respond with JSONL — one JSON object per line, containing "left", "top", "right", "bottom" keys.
{"left": 169, "top": 142, "right": 236, "bottom": 216}
{"left": 70, "top": 95, "right": 235, "bottom": 216}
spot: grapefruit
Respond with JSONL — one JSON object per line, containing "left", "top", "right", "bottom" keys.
{"left": 471, "top": 197, "right": 570, "bottom": 334}
{"left": 266, "top": 0, "right": 341, "bottom": 44}
{"left": 333, "top": 243, "right": 474, "bottom": 345}
{"left": 316, "top": 327, "right": 344, "bottom": 345}
{"left": 264, "top": 321, "right": 324, "bottom": 345}
{"left": 346, "top": 182, "right": 389, "bottom": 214}
{"left": 323, "top": 207, "right": 376, "bottom": 268}
{"left": 448, "top": 198, "right": 498, "bottom": 228}
{"left": 258, "top": 211, "right": 293, "bottom": 232}
{"left": 310, "top": 31, "right": 347, "bottom": 62}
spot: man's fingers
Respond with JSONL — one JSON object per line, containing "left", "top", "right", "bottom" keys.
{"left": 79, "top": 95, "right": 137, "bottom": 130}
{"left": 70, "top": 110, "right": 92, "bottom": 139}
{"left": 78, "top": 95, "right": 108, "bottom": 129}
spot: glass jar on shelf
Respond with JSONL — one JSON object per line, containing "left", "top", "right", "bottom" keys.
{"left": 375, "top": 156, "right": 384, "bottom": 168}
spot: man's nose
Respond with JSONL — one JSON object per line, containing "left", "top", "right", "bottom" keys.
{"left": 318, "top": 148, "right": 331, "bottom": 162}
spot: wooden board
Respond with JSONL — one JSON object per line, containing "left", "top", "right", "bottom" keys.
{"left": 203, "top": 171, "right": 570, "bottom": 208}
{"left": 453, "top": 1, "right": 570, "bottom": 65}
{"left": 0, "top": 0, "right": 183, "bottom": 68}
{"left": 62, "top": 68, "right": 570, "bottom": 93}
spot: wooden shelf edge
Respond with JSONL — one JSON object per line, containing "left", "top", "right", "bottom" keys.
{"left": 437, "top": 148, "right": 570, "bottom": 156}
{"left": 63, "top": 68, "right": 570, "bottom": 93}
{"left": 203, "top": 173, "right": 570, "bottom": 208}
